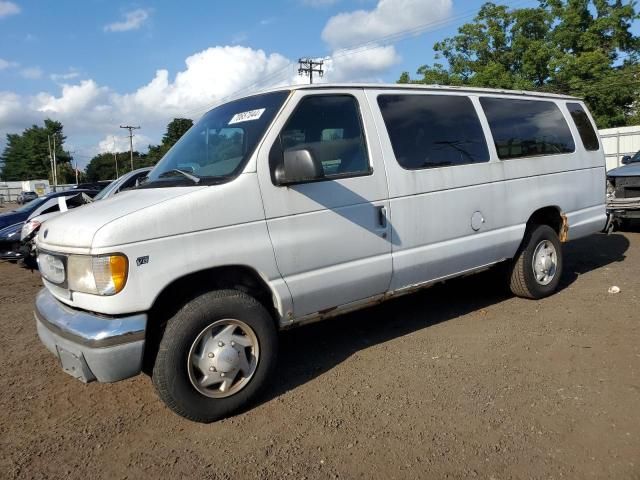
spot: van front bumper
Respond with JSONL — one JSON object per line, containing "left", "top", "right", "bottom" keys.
{"left": 34, "top": 288, "right": 147, "bottom": 383}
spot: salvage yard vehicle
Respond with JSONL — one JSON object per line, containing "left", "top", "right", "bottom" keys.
{"left": 607, "top": 150, "right": 640, "bottom": 228}
{"left": 34, "top": 84, "right": 606, "bottom": 422}
{"left": 17, "top": 191, "right": 38, "bottom": 205}
{"left": 2, "top": 170, "right": 151, "bottom": 267}
{"left": 0, "top": 190, "right": 96, "bottom": 263}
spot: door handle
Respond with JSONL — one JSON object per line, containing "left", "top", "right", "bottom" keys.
{"left": 378, "top": 206, "right": 387, "bottom": 228}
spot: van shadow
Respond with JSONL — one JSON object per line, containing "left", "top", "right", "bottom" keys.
{"left": 258, "top": 232, "right": 629, "bottom": 406}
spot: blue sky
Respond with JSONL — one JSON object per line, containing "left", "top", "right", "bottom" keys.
{"left": 0, "top": 0, "right": 636, "bottom": 167}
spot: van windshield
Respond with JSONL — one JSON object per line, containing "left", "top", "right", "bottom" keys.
{"left": 143, "top": 90, "right": 290, "bottom": 187}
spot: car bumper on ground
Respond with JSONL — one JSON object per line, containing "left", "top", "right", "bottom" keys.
{"left": 34, "top": 288, "right": 147, "bottom": 383}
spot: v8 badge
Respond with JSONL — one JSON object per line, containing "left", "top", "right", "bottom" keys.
{"left": 136, "top": 256, "right": 149, "bottom": 266}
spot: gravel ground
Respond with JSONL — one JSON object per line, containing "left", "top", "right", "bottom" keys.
{"left": 0, "top": 228, "right": 639, "bottom": 479}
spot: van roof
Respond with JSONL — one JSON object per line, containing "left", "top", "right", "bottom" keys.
{"left": 239, "top": 83, "right": 580, "bottom": 102}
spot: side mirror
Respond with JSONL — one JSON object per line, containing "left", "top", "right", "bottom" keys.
{"left": 621, "top": 155, "right": 631, "bottom": 165}
{"left": 274, "top": 148, "right": 324, "bottom": 186}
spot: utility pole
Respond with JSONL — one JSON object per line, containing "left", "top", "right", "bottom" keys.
{"left": 113, "top": 138, "right": 119, "bottom": 179}
{"left": 119, "top": 125, "right": 140, "bottom": 171}
{"left": 47, "top": 135, "right": 54, "bottom": 188}
{"left": 298, "top": 58, "right": 324, "bottom": 84}
{"left": 52, "top": 134, "right": 58, "bottom": 190}
{"left": 69, "top": 151, "right": 78, "bottom": 185}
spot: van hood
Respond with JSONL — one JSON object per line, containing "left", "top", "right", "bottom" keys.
{"left": 608, "top": 163, "right": 640, "bottom": 177}
{"left": 37, "top": 187, "right": 203, "bottom": 250}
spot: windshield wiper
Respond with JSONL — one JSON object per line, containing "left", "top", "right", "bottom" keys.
{"left": 158, "top": 169, "right": 201, "bottom": 184}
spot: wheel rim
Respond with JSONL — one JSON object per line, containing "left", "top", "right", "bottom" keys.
{"left": 531, "top": 239, "right": 557, "bottom": 286}
{"left": 187, "top": 319, "right": 260, "bottom": 398}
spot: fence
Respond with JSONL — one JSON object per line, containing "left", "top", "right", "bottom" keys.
{"left": 0, "top": 187, "right": 23, "bottom": 203}
{"left": 0, "top": 184, "right": 73, "bottom": 204}
{"left": 599, "top": 125, "right": 640, "bottom": 171}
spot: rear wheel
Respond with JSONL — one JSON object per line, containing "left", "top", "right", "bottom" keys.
{"left": 152, "top": 289, "right": 278, "bottom": 423}
{"left": 509, "top": 224, "right": 563, "bottom": 299}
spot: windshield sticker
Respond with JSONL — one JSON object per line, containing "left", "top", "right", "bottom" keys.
{"left": 228, "top": 108, "right": 266, "bottom": 125}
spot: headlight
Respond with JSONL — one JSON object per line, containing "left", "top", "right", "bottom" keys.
{"left": 67, "top": 254, "right": 128, "bottom": 295}
{"left": 21, "top": 219, "right": 41, "bottom": 240}
{"left": 38, "top": 253, "right": 66, "bottom": 284}
{"left": 606, "top": 178, "right": 615, "bottom": 198}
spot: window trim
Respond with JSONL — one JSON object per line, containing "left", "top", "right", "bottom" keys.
{"left": 376, "top": 93, "right": 491, "bottom": 171}
{"left": 566, "top": 102, "right": 600, "bottom": 152}
{"left": 269, "top": 93, "right": 373, "bottom": 187}
{"left": 479, "top": 96, "right": 576, "bottom": 161}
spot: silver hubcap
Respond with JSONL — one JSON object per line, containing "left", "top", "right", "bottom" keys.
{"left": 187, "top": 319, "right": 259, "bottom": 398}
{"left": 532, "top": 240, "right": 557, "bottom": 286}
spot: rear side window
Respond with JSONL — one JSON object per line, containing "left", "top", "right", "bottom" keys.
{"left": 377, "top": 94, "right": 489, "bottom": 169}
{"left": 480, "top": 98, "right": 575, "bottom": 160}
{"left": 567, "top": 103, "right": 599, "bottom": 151}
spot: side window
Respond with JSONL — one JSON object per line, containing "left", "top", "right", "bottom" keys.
{"left": 480, "top": 97, "right": 575, "bottom": 160}
{"left": 271, "top": 95, "right": 370, "bottom": 181}
{"left": 118, "top": 173, "right": 145, "bottom": 193}
{"left": 377, "top": 94, "right": 489, "bottom": 169}
{"left": 567, "top": 103, "right": 599, "bottom": 151}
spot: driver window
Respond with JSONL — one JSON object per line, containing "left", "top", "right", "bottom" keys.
{"left": 271, "top": 95, "right": 370, "bottom": 181}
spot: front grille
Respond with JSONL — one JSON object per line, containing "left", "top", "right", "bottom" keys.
{"left": 614, "top": 176, "right": 640, "bottom": 199}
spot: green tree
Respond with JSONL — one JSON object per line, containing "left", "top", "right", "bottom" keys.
{"left": 400, "top": 1, "right": 640, "bottom": 127}
{"left": 146, "top": 117, "right": 193, "bottom": 165}
{"left": 85, "top": 151, "right": 148, "bottom": 182}
{"left": 84, "top": 118, "right": 193, "bottom": 181}
{"left": 0, "top": 119, "right": 74, "bottom": 181}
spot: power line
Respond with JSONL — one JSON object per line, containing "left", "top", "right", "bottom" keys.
{"left": 179, "top": 1, "right": 537, "bottom": 119}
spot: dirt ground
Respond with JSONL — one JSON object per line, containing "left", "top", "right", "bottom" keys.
{"left": 0, "top": 226, "right": 639, "bottom": 479}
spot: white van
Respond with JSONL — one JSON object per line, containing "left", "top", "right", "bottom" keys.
{"left": 34, "top": 84, "right": 606, "bottom": 422}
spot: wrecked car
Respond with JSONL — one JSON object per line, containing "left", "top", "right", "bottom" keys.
{"left": 607, "top": 150, "right": 640, "bottom": 228}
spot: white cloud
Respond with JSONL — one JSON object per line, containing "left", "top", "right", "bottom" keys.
{"left": 0, "top": 43, "right": 399, "bottom": 169}
{"left": 322, "top": 0, "right": 452, "bottom": 49}
{"left": 104, "top": 8, "right": 151, "bottom": 32}
{"left": 112, "top": 45, "right": 292, "bottom": 119}
{"left": 20, "top": 66, "right": 43, "bottom": 79}
{"left": 322, "top": 45, "right": 400, "bottom": 82}
{"left": 0, "top": 58, "right": 18, "bottom": 69}
{"left": 0, "top": 91, "right": 21, "bottom": 119}
{"left": 0, "top": 1, "right": 20, "bottom": 18}
{"left": 97, "top": 133, "right": 153, "bottom": 154}
{"left": 51, "top": 69, "right": 81, "bottom": 82}
{"left": 32, "top": 80, "right": 108, "bottom": 115}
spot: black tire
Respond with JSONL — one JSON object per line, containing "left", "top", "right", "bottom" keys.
{"left": 509, "top": 224, "right": 563, "bottom": 299}
{"left": 152, "top": 289, "right": 278, "bottom": 423}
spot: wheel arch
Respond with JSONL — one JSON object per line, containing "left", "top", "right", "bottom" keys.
{"left": 143, "top": 264, "right": 282, "bottom": 373}
{"left": 526, "top": 205, "right": 568, "bottom": 242}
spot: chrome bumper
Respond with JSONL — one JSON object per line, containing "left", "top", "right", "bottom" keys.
{"left": 607, "top": 196, "right": 640, "bottom": 211}
{"left": 34, "top": 288, "right": 147, "bottom": 383}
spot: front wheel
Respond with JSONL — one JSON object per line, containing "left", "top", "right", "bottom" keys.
{"left": 152, "top": 290, "right": 278, "bottom": 423}
{"left": 509, "top": 224, "right": 563, "bottom": 299}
